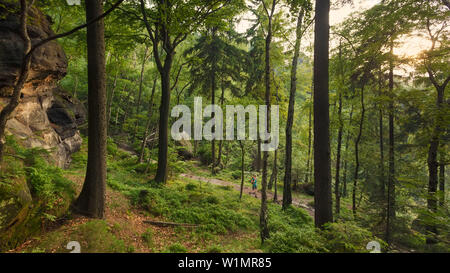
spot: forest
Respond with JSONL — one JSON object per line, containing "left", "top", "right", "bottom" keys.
{"left": 0, "top": 0, "right": 448, "bottom": 254}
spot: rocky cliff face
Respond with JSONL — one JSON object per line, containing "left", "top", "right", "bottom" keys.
{"left": 0, "top": 3, "right": 85, "bottom": 168}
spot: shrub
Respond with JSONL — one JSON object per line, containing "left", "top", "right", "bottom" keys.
{"left": 24, "top": 151, "right": 75, "bottom": 219}
{"left": 185, "top": 183, "right": 197, "bottom": 191}
{"left": 76, "top": 220, "right": 127, "bottom": 253}
{"left": 142, "top": 229, "right": 154, "bottom": 248}
{"left": 107, "top": 138, "right": 119, "bottom": 157}
{"left": 207, "top": 245, "right": 222, "bottom": 253}
{"left": 265, "top": 226, "right": 327, "bottom": 253}
{"left": 70, "top": 150, "right": 87, "bottom": 169}
{"left": 321, "top": 221, "right": 387, "bottom": 253}
{"left": 205, "top": 195, "right": 219, "bottom": 204}
{"left": 167, "top": 242, "right": 187, "bottom": 253}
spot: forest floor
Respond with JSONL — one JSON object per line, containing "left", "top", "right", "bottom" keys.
{"left": 8, "top": 167, "right": 265, "bottom": 253}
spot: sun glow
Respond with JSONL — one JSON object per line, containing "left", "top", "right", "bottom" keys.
{"left": 393, "top": 34, "right": 432, "bottom": 59}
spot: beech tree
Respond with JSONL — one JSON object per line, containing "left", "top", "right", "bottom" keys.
{"left": 137, "top": 0, "right": 236, "bottom": 183}
{"left": 313, "top": 0, "right": 333, "bottom": 228}
{"left": 72, "top": 0, "right": 108, "bottom": 218}
{"left": 283, "top": 0, "right": 311, "bottom": 210}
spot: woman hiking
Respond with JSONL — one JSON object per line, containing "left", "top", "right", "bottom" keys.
{"left": 250, "top": 174, "right": 258, "bottom": 193}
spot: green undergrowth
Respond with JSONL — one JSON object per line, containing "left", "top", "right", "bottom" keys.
{"left": 4, "top": 136, "right": 388, "bottom": 253}
{"left": 0, "top": 136, "right": 76, "bottom": 251}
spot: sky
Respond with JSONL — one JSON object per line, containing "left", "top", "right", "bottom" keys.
{"left": 236, "top": 0, "right": 431, "bottom": 59}
{"left": 236, "top": 0, "right": 380, "bottom": 33}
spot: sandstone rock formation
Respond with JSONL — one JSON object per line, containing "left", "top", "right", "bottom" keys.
{"left": 0, "top": 3, "right": 85, "bottom": 168}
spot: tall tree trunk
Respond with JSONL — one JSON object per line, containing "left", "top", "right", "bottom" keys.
{"left": 283, "top": 8, "right": 304, "bottom": 210}
{"left": 138, "top": 78, "right": 157, "bottom": 163}
{"left": 154, "top": 52, "right": 174, "bottom": 183}
{"left": 352, "top": 85, "right": 365, "bottom": 217}
{"left": 260, "top": 0, "right": 277, "bottom": 243}
{"left": 73, "top": 0, "right": 107, "bottom": 218}
{"left": 313, "top": 0, "right": 332, "bottom": 228}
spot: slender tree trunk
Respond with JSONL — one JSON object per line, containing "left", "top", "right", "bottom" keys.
{"left": 283, "top": 8, "right": 304, "bottom": 210}
{"left": 304, "top": 90, "right": 313, "bottom": 185}
{"left": 426, "top": 85, "right": 445, "bottom": 244}
{"left": 352, "top": 85, "right": 365, "bottom": 217}
{"left": 107, "top": 69, "right": 119, "bottom": 134}
{"left": 144, "top": 132, "right": 157, "bottom": 174}
{"left": 273, "top": 149, "right": 278, "bottom": 202}
{"left": 269, "top": 149, "right": 277, "bottom": 190}
{"left": 132, "top": 46, "right": 149, "bottom": 142}
{"left": 334, "top": 42, "right": 345, "bottom": 217}
{"left": 439, "top": 160, "right": 445, "bottom": 207}
{"left": 73, "top": 0, "right": 107, "bottom": 218}
{"left": 260, "top": 0, "right": 277, "bottom": 243}
{"left": 427, "top": 133, "right": 439, "bottom": 244}
{"left": 217, "top": 84, "right": 225, "bottom": 167}
{"left": 121, "top": 84, "right": 131, "bottom": 132}
{"left": 342, "top": 154, "right": 348, "bottom": 197}
{"left": 256, "top": 138, "right": 262, "bottom": 172}
{"left": 379, "top": 87, "right": 385, "bottom": 200}
{"left": 335, "top": 92, "right": 343, "bottom": 217}
{"left": 313, "top": 0, "right": 332, "bottom": 228}
{"left": 138, "top": 78, "right": 157, "bottom": 163}
{"left": 239, "top": 141, "right": 245, "bottom": 200}
{"left": 342, "top": 105, "right": 353, "bottom": 198}
{"left": 386, "top": 43, "right": 395, "bottom": 244}
{"left": 211, "top": 73, "right": 216, "bottom": 174}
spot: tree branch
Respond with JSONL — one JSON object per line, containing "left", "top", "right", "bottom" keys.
{"left": 30, "top": 0, "right": 125, "bottom": 57}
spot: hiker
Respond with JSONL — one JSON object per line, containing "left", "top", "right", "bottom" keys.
{"left": 250, "top": 174, "right": 257, "bottom": 193}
